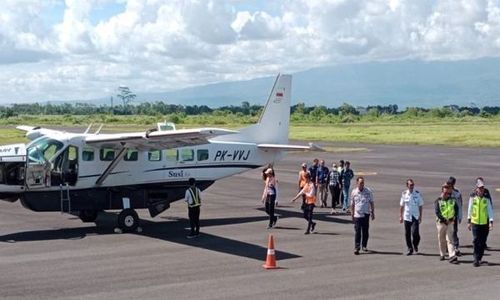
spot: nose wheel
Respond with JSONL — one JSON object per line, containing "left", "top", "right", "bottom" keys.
{"left": 117, "top": 208, "right": 140, "bottom": 233}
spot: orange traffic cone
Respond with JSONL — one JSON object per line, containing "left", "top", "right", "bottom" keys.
{"left": 262, "top": 234, "right": 278, "bottom": 269}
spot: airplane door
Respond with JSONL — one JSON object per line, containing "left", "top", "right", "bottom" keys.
{"left": 50, "top": 145, "right": 79, "bottom": 186}
{"left": 25, "top": 138, "right": 65, "bottom": 189}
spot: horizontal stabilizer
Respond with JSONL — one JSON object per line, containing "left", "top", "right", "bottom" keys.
{"left": 257, "top": 142, "right": 325, "bottom": 152}
{"left": 16, "top": 126, "right": 64, "bottom": 140}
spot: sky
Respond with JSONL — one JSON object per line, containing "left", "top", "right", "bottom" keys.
{"left": 1, "top": 0, "right": 500, "bottom": 103}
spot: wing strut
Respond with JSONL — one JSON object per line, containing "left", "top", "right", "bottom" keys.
{"left": 95, "top": 147, "right": 128, "bottom": 186}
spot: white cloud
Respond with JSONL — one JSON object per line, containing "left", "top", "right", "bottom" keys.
{"left": 0, "top": 0, "right": 500, "bottom": 102}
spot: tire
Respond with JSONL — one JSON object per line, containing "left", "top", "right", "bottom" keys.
{"left": 79, "top": 210, "right": 98, "bottom": 223}
{"left": 117, "top": 208, "right": 139, "bottom": 232}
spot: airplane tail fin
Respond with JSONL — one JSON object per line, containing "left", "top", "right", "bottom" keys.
{"left": 214, "top": 74, "right": 291, "bottom": 144}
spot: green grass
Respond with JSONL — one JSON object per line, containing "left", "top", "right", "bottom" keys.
{"left": 290, "top": 122, "right": 500, "bottom": 147}
{"left": 2, "top": 118, "right": 500, "bottom": 147}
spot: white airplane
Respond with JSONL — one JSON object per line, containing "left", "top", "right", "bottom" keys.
{"left": 0, "top": 74, "right": 320, "bottom": 232}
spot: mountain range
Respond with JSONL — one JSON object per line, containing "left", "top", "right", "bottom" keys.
{"left": 133, "top": 57, "right": 500, "bottom": 108}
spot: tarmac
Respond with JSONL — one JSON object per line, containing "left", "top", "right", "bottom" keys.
{"left": 1, "top": 142, "right": 500, "bottom": 299}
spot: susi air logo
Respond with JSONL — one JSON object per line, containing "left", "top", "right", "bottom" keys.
{"left": 168, "top": 169, "right": 190, "bottom": 178}
{"left": 274, "top": 87, "right": 285, "bottom": 103}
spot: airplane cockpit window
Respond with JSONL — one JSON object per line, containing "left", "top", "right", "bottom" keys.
{"left": 148, "top": 150, "right": 162, "bottom": 161}
{"left": 179, "top": 148, "right": 194, "bottom": 162}
{"left": 124, "top": 149, "right": 138, "bottom": 161}
{"left": 100, "top": 148, "right": 115, "bottom": 161}
{"left": 51, "top": 145, "right": 78, "bottom": 186}
{"left": 27, "top": 137, "right": 64, "bottom": 165}
{"left": 165, "top": 149, "right": 177, "bottom": 161}
{"left": 197, "top": 149, "right": 209, "bottom": 161}
{"left": 82, "top": 148, "right": 95, "bottom": 161}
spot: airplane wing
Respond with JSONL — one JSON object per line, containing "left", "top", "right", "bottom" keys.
{"left": 85, "top": 127, "right": 238, "bottom": 150}
{"left": 16, "top": 126, "right": 64, "bottom": 140}
{"left": 257, "top": 142, "right": 325, "bottom": 152}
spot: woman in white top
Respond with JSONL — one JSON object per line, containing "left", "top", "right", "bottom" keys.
{"left": 261, "top": 168, "right": 278, "bottom": 229}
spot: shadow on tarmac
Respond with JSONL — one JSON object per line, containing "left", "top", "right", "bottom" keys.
{"left": 259, "top": 207, "right": 353, "bottom": 225}
{"left": 0, "top": 212, "right": 301, "bottom": 262}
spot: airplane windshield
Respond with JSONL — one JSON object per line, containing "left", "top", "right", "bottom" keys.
{"left": 27, "top": 137, "right": 64, "bottom": 164}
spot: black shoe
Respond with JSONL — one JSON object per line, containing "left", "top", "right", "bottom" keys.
{"left": 455, "top": 250, "right": 462, "bottom": 257}
{"left": 414, "top": 247, "right": 419, "bottom": 254}
{"left": 406, "top": 250, "right": 413, "bottom": 256}
{"left": 362, "top": 247, "right": 368, "bottom": 252}
{"left": 440, "top": 256, "right": 445, "bottom": 261}
{"left": 273, "top": 216, "right": 279, "bottom": 227}
{"left": 449, "top": 256, "right": 458, "bottom": 264}
{"left": 473, "top": 261, "right": 480, "bottom": 267}
{"left": 480, "top": 260, "right": 489, "bottom": 265}
{"left": 354, "top": 249, "right": 360, "bottom": 255}
{"left": 304, "top": 231, "right": 310, "bottom": 235}
{"left": 311, "top": 222, "right": 316, "bottom": 233}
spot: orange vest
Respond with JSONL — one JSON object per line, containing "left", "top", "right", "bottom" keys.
{"left": 303, "top": 183, "right": 316, "bottom": 205}
{"left": 299, "top": 170, "right": 308, "bottom": 188}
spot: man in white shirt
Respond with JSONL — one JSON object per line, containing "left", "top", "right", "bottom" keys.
{"left": 350, "top": 176, "right": 374, "bottom": 255}
{"left": 399, "top": 179, "right": 424, "bottom": 255}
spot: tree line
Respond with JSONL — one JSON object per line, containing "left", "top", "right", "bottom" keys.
{"left": 1, "top": 101, "right": 500, "bottom": 119}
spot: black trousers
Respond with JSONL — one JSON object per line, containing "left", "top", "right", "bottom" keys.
{"left": 472, "top": 224, "right": 489, "bottom": 262}
{"left": 303, "top": 204, "right": 315, "bottom": 232}
{"left": 329, "top": 185, "right": 341, "bottom": 208}
{"left": 265, "top": 194, "right": 277, "bottom": 227}
{"left": 404, "top": 217, "right": 420, "bottom": 251}
{"left": 188, "top": 206, "right": 200, "bottom": 234}
{"left": 354, "top": 214, "right": 370, "bottom": 250}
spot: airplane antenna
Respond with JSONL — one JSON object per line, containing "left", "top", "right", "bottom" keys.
{"left": 84, "top": 124, "right": 93, "bottom": 134}
{"left": 95, "top": 124, "right": 104, "bottom": 135}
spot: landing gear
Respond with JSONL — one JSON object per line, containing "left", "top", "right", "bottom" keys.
{"left": 79, "top": 210, "right": 98, "bottom": 223}
{"left": 117, "top": 208, "right": 140, "bottom": 233}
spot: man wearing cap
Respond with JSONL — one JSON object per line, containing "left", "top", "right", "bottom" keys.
{"left": 470, "top": 177, "right": 493, "bottom": 250}
{"left": 185, "top": 178, "right": 202, "bottom": 238}
{"left": 447, "top": 176, "right": 463, "bottom": 256}
{"left": 470, "top": 177, "right": 492, "bottom": 205}
{"left": 328, "top": 163, "right": 341, "bottom": 214}
{"left": 467, "top": 180, "right": 494, "bottom": 267}
{"left": 434, "top": 183, "right": 459, "bottom": 263}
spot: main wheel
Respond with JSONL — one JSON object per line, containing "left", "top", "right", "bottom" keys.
{"left": 117, "top": 208, "right": 139, "bottom": 232}
{"left": 79, "top": 210, "right": 98, "bottom": 223}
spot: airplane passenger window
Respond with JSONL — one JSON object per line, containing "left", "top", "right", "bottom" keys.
{"left": 100, "top": 148, "right": 115, "bottom": 161}
{"left": 165, "top": 149, "right": 177, "bottom": 161}
{"left": 197, "top": 149, "right": 209, "bottom": 161}
{"left": 124, "top": 149, "right": 138, "bottom": 161}
{"left": 148, "top": 150, "right": 161, "bottom": 161}
{"left": 82, "top": 148, "right": 95, "bottom": 161}
{"left": 180, "top": 149, "right": 194, "bottom": 162}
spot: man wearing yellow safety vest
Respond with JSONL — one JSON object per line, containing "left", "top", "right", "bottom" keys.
{"left": 434, "top": 183, "right": 459, "bottom": 264}
{"left": 185, "top": 178, "right": 202, "bottom": 238}
{"left": 467, "top": 180, "right": 494, "bottom": 267}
